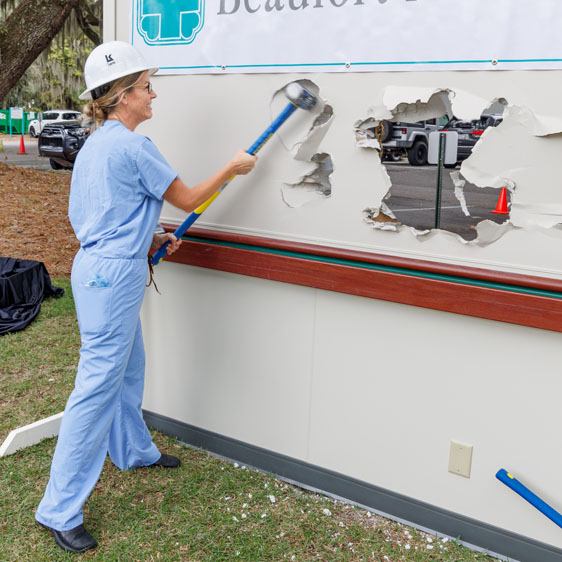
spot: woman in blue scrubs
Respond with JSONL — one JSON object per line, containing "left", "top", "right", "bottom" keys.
{"left": 35, "top": 41, "right": 257, "bottom": 553}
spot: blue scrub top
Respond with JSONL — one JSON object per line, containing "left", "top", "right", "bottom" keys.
{"left": 69, "top": 120, "right": 178, "bottom": 259}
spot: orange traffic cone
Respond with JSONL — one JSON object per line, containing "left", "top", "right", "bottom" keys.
{"left": 18, "top": 133, "right": 27, "bottom": 155}
{"left": 492, "top": 187, "right": 509, "bottom": 214}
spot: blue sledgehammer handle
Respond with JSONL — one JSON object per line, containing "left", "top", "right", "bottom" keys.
{"left": 496, "top": 468, "right": 562, "bottom": 528}
{"left": 152, "top": 102, "right": 298, "bottom": 265}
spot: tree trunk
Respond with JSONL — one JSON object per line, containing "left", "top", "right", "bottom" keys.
{"left": 0, "top": 0, "right": 79, "bottom": 102}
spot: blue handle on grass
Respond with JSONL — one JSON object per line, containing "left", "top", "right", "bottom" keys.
{"left": 496, "top": 468, "right": 562, "bottom": 528}
{"left": 152, "top": 102, "right": 299, "bottom": 265}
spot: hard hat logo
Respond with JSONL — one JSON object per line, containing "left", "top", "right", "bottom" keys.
{"left": 136, "top": 0, "right": 205, "bottom": 46}
{"left": 79, "top": 41, "right": 159, "bottom": 101}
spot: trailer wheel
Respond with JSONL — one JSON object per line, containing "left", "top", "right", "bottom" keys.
{"left": 407, "top": 140, "right": 428, "bottom": 166}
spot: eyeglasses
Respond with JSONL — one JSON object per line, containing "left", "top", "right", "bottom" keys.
{"left": 136, "top": 82, "right": 153, "bottom": 94}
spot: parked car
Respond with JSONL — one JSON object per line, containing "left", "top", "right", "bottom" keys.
{"left": 28, "top": 110, "right": 82, "bottom": 138}
{"left": 38, "top": 122, "right": 90, "bottom": 170}
{"left": 381, "top": 119, "right": 443, "bottom": 166}
{"left": 440, "top": 113, "right": 503, "bottom": 163}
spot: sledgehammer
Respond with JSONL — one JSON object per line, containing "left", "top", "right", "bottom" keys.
{"left": 152, "top": 82, "right": 318, "bottom": 265}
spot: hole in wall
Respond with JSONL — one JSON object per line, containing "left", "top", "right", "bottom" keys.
{"left": 273, "top": 80, "right": 334, "bottom": 208}
{"left": 358, "top": 92, "right": 512, "bottom": 242}
{"left": 281, "top": 152, "right": 333, "bottom": 207}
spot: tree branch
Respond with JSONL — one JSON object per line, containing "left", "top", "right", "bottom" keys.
{"left": 0, "top": 0, "right": 80, "bottom": 102}
{"left": 74, "top": 0, "right": 100, "bottom": 46}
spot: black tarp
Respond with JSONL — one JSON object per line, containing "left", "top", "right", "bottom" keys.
{"left": 0, "top": 257, "right": 64, "bottom": 336}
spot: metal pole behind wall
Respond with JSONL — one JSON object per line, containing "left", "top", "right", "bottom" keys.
{"left": 434, "top": 132, "right": 445, "bottom": 230}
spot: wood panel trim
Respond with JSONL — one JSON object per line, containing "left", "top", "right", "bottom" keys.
{"left": 157, "top": 226, "right": 562, "bottom": 332}
{"left": 161, "top": 224, "right": 562, "bottom": 294}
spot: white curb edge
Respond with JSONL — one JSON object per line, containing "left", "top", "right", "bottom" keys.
{"left": 0, "top": 412, "right": 64, "bottom": 457}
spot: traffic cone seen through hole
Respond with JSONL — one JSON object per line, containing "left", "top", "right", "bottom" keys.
{"left": 18, "top": 134, "right": 26, "bottom": 155}
{"left": 492, "top": 186, "right": 509, "bottom": 215}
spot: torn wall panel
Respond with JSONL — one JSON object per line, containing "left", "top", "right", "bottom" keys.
{"left": 364, "top": 87, "right": 562, "bottom": 241}
{"left": 152, "top": 72, "right": 562, "bottom": 279}
{"left": 357, "top": 86, "right": 513, "bottom": 244}
{"left": 281, "top": 153, "right": 333, "bottom": 209}
{"left": 271, "top": 80, "right": 328, "bottom": 153}
{"left": 382, "top": 87, "right": 452, "bottom": 123}
{"left": 367, "top": 87, "right": 506, "bottom": 125}
{"left": 270, "top": 81, "right": 336, "bottom": 208}
{"left": 462, "top": 105, "right": 562, "bottom": 229}
{"left": 292, "top": 104, "right": 334, "bottom": 161}
{"left": 450, "top": 171, "right": 470, "bottom": 217}
{"left": 508, "top": 106, "right": 562, "bottom": 137}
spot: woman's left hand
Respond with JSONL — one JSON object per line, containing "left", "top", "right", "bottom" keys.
{"left": 151, "top": 233, "right": 182, "bottom": 255}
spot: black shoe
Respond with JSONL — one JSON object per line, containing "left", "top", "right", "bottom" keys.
{"left": 38, "top": 522, "right": 97, "bottom": 553}
{"left": 149, "top": 453, "right": 181, "bottom": 468}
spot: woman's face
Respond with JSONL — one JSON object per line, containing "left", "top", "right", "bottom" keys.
{"left": 124, "top": 71, "right": 157, "bottom": 125}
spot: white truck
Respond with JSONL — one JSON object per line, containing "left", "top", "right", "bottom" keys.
{"left": 27, "top": 110, "right": 81, "bottom": 138}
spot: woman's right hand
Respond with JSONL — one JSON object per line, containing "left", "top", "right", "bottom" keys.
{"left": 229, "top": 149, "right": 258, "bottom": 175}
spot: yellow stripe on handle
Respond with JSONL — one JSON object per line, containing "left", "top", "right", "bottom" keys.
{"left": 194, "top": 190, "right": 221, "bottom": 214}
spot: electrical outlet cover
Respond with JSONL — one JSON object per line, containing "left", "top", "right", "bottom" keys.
{"left": 448, "top": 440, "right": 473, "bottom": 478}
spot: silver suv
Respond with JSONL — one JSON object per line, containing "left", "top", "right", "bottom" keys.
{"left": 382, "top": 119, "right": 441, "bottom": 166}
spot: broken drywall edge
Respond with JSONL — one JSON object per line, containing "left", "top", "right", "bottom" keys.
{"left": 363, "top": 203, "right": 401, "bottom": 231}
{"left": 460, "top": 105, "right": 562, "bottom": 228}
{"left": 272, "top": 79, "right": 327, "bottom": 153}
{"left": 449, "top": 90, "right": 507, "bottom": 122}
{"left": 281, "top": 153, "right": 333, "bottom": 208}
{"left": 505, "top": 104, "right": 562, "bottom": 137}
{"left": 0, "top": 412, "right": 63, "bottom": 457}
{"left": 371, "top": 86, "right": 507, "bottom": 125}
{"left": 450, "top": 171, "right": 470, "bottom": 217}
{"left": 354, "top": 124, "right": 382, "bottom": 150}
{"left": 356, "top": 137, "right": 381, "bottom": 150}
{"left": 363, "top": 206, "right": 512, "bottom": 246}
{"left": 473, "top": 220, "right": 513, "bottom": 245}
{"left": 460, "top": 158, "right": 518, "bottom": 191}
{"left": 384, "top": 88, "right": 452, "bottom": 123}
{"left": 293, "top": 104, "right": 334, "bottom": 161}
{"left": 357, "top": 88, "right": 515, "bottom": 244}
{"left": 408, "top": 220, "right": 512, "bottom": 246}
{"left": 271, "top": 80, "right": 334, "bottom": 209}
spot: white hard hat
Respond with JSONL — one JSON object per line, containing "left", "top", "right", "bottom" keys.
{"left": 79, "top": 41, "right": 158, "bottom": 101}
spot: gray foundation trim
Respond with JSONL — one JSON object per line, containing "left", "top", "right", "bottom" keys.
{"left": 144, "top": 410, "right": 562, "bottom": 562}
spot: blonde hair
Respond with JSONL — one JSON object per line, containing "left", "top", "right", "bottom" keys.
{"left": 83, "top": 71, "right": 144, "bottom": 129}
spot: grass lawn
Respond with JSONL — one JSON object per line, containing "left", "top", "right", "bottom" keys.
{"left": 0, "top": 278, "right": 498, "bottom": 561}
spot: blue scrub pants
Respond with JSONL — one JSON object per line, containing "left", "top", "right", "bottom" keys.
{"left": 36, "top": 249, "right": 161, "bottom": 531}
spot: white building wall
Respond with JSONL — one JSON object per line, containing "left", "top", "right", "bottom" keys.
{"left": 105, "top": 0, "right": 562, "bottom": 552}
{"left": 141, "top": 264, "right": 562, "bottom": 550}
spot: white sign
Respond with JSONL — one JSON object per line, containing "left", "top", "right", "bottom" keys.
{"left": 10, "top": 107, "right": 23, "bottom": 119}
{"left": 428, "top": 131, "right": 458, "bottom": 166}
{"left": 131, "top": 0, "right": 562, "bottom": 74}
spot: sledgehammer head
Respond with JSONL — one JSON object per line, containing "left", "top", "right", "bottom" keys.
{"left": 285, "top": 82, "right": 317, "bottom": 110}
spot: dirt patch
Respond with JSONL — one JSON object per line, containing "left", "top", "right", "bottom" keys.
{"left": 0, "top": 164, "right": 78, "bottom": 278}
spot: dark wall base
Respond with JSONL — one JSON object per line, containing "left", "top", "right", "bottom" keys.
{"left": 144, "top": 410, "right": 562, "bottom": 562}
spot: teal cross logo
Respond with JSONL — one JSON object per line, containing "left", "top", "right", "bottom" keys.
{"left": 137, "top": 0, "right": 205, "bottom": 45}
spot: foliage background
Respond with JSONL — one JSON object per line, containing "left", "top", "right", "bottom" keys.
{"left": 0, "top": 0, "right": 101, "bottom": 111}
